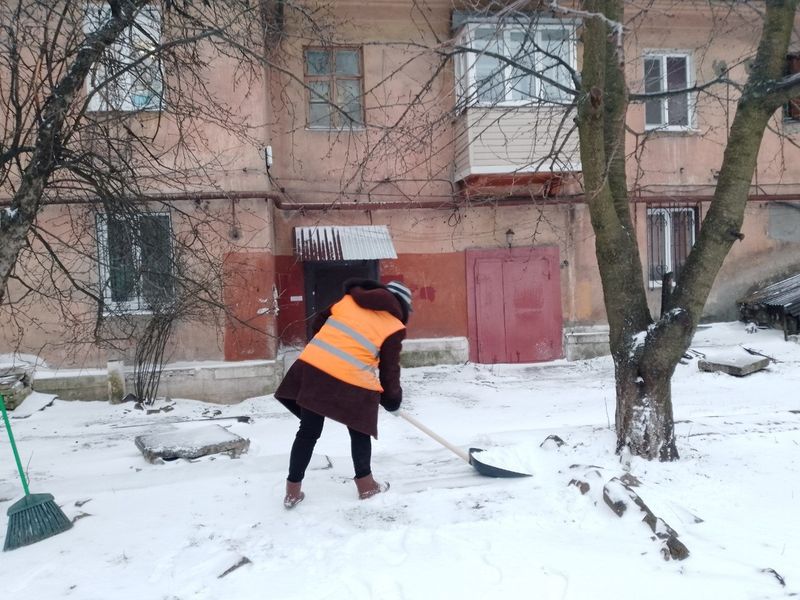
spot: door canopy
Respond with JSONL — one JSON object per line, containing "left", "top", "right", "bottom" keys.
{"left": 293, "top": 225, "right": 397, "bottom": 261}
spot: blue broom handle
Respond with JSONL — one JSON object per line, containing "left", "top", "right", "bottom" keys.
{"left": 0, "top": 394, "right": 30, "bottom": 496}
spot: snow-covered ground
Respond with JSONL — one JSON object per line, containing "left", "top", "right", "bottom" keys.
{"left": 1, "top": 322, "right": 799, "bottom": 599}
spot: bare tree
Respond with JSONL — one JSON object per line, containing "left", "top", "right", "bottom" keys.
{"left": 0, "top": 1, "right": 321, "bottom": 393}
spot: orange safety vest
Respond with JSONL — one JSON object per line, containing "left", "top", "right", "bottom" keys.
{"left": 298, "top": 294, "right": 405, "bottom": 391}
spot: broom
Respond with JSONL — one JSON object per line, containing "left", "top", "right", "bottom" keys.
{"left": 1, "top": 393, "right": 72, "bottom": 551}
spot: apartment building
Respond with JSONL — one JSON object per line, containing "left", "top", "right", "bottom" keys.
{"left": 2, "top": 1, "right": 800, "bottom": 400}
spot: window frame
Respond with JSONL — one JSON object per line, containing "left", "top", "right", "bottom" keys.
{"left": 455, "top": 20, "right": 577, "bottom": 109}
{"left": 642, "top": 51, "right": 695, "bottom": 132}
{"left": 84, "top": 3, "right": 164, "bottom": 113}
{"left": 96, "top": 211, "right": 175, "bottom": 314}
{"left": 303, "top": 46, "right": 365, "bottom": 130}
{"left": 784, "top": 53, "right": 800, "bottom": 122}
{"left": 646, "top": 206, "right": 698, "bottom": 288}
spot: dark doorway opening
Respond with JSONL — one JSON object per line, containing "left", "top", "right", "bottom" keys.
{"left": 303, "top": 260, "right": 378, "bottom": 340}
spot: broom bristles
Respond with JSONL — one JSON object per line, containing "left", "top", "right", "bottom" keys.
{"left": 4, "top": 493, "right": 73, "bottom": 551}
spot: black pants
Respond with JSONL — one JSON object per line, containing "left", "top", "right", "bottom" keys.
{"left": 287, "top": 407, "right": 372, "bottom": 482}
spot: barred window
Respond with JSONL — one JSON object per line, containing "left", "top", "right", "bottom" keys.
{"left": 647, "top": 206, "right": 698, "bottom": 287}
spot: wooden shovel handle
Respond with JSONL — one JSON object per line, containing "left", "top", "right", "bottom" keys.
{"left": 395, "top": 409, "right": 471, "bottom": 464}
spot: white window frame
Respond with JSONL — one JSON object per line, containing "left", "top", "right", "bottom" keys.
{"left": 647, "top": 207, "right": 697, "bottom": 287}
{"left": 643, "top": 51, "right": 695, "bottom": 131}
{"left": 455, "top": 20, "right": 577, "bottom": 109}
{"left": 96, "top": 212, "right": 174, "bottom": 314}
{"left": 84, "top": 3, "right": 163, "bottom": 112}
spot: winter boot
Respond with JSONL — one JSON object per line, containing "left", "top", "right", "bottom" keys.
{"left": 354, "top": 474, "right": 390, "bottom": 500}
{"left": 284, "top": 480, "right": 305, "bottom": 509}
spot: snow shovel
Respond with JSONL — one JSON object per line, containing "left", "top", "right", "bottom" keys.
{"left": 395, "top": 410, "right": 531, "bottom": 478}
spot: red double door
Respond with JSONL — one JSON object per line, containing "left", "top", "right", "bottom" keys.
{"left": 467, "top": 247, "right": 563, "bottom": 364}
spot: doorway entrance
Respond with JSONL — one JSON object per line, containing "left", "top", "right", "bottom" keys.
{"left": 303, "top": 260, "right": 378, "bottom": 340}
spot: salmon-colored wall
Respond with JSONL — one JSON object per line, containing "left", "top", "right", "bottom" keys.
{"left": 10, "top": 1, "right": 800, "bottom": 374}
{"left": 271, "top": 196, "right": 612, "bottom": 349}
{"left": 625, "top": 4, "right": 800, "bottom": 197}
{"left": 635, "top": 200, "right": 800, "bottom": 321}
{"left": 0, "top": 14, "right": 276, "bottom": 368}
{"left": 381, "top": 253, "right": 467, "bottom": 338}
{"left": 0, "top": 197, "right": 276, "bottom": 368}
{"left": 268, "top": 0, "right": 455, "bottom": 205}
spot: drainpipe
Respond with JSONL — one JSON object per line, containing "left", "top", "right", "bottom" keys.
{"left": 3, "top": 190, "right": 798, "bottom": 208}
{"left": 0, "top": 190, "right": 460, "bottom": 210}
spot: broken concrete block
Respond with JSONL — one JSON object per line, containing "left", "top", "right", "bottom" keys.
{"left": 0, "top": 371, "right": 33, "bottom": 410}
{"left": 698, "top": 355, "right": 769, "bottom": 377}
{"left": 134, "top": 424, "right": 250, "bottom": 463}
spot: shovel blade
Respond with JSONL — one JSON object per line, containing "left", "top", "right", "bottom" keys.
{"left": 468, "top": 448, "right": 532, "bottom": 478}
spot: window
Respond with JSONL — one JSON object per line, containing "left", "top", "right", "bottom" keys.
{"left": 786, "top": 54, "right": 800, "bottom": 121}
{"left": 85, "top": 4, "right": 163, "bottom": 112}
{"left": 643, "top": 53, "right": 693, "bottom": 130}
{"left": 97, "top": 213, "right": 174, "bottom": 312}
{"left": 455, "top": 22, "right": 575, "bottom": 107}
{"left": 304, "top": 48, "right": 364, "bottom": 129}
{"left": 647, "top": 206, "right": 697, "bottom": 286}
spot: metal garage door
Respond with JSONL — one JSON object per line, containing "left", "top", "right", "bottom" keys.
{"left": 467, "top": 247, "right": 563, "bottom": 363}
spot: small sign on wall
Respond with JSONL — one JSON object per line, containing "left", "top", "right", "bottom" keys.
{"left": 290, "top": 295, "right": 303, "bottom": 302}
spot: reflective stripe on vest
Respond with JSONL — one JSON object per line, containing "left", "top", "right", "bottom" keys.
{"left": 298, "top": 294, "right": 405, "bottom": 391}
{"left": 307, "top": 338, "right": 376, "bottom": 374}
{"left": 325, "top": 318, "right": 379, "bottom": 356}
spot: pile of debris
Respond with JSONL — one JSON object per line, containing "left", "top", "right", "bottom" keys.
{"left": 0, "top": 370, "right": 33, "bottom": 410}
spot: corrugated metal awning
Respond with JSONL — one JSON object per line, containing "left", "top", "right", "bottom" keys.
{"left": 738, "top": 272, "right": 800, "bottom": 317}
{"left": 293, "top": 225, "right": 397, "bottom": 261}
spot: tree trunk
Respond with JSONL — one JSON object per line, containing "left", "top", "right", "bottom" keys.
{"left": 577, "top": 0, "right": 677, "bottom": 458}
{"left": 615, "top": 364, "right": 679, "bottom": 461}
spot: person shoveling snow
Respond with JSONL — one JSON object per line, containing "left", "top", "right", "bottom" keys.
{"left": 273, "top": 279, "right": 412, "bottom": 508}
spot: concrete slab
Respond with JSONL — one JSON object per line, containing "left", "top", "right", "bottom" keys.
{"left": 698, "top": 354, "right": 770, "bottom": 377}
{"left": 8, "top": 391, "right": 57, "bottom": 418}
{"left": 134, "top": 424, "right": 250, "bottom": 463}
